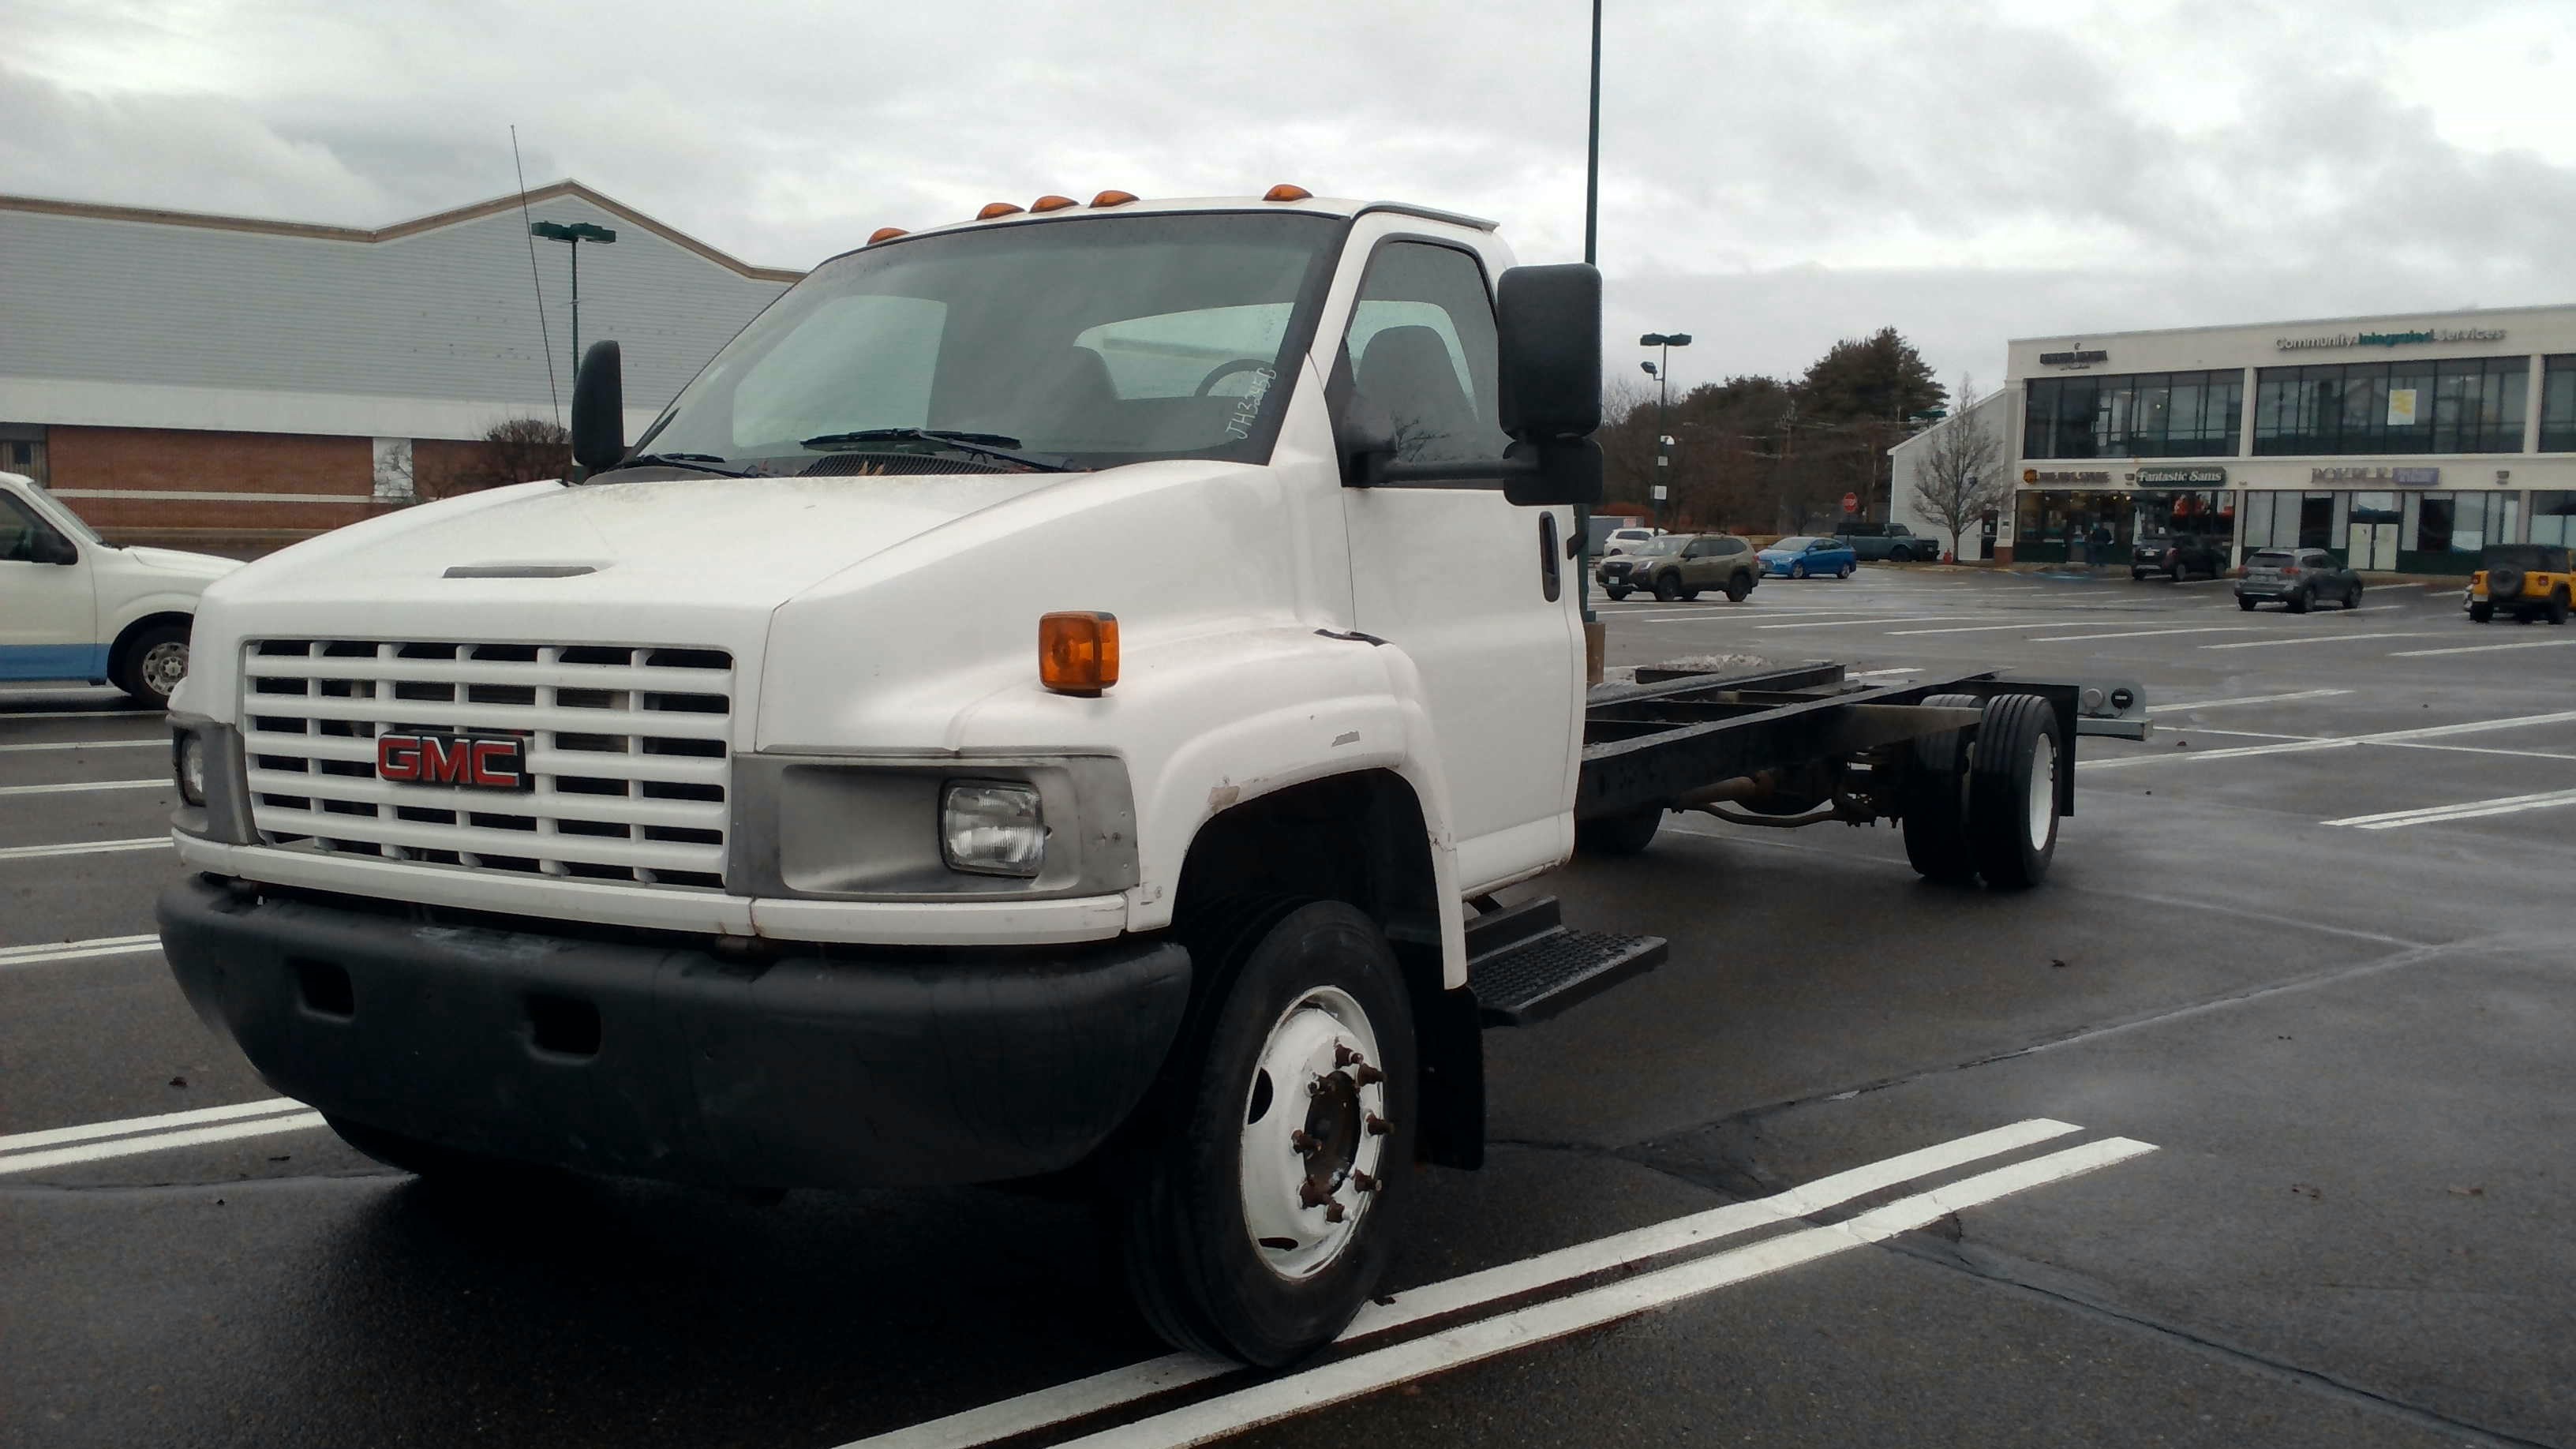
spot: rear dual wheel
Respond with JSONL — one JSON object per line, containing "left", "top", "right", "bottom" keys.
{"left": 1118, "top": 900, "right": 1415, "bottom": 1367}
{"left": 1902, "top": 694, "right": 2062, "bottom": 889}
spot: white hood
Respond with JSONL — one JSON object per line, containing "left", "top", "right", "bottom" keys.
{"left": 120, "top": 545, "right": 242, "bottom": 579}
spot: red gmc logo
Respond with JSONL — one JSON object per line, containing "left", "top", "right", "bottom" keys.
{"left": 376, "top": 732, "right": 531, "bottom": 792}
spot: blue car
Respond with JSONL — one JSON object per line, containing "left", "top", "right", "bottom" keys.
{"left": 1758, "top": 535, "right": 1858, "bottom": 579}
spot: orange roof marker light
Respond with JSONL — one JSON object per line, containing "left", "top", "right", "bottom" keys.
{"left": 1039, "top": 612, "right": 1119, "bottom": 697}
{"left": 1091, "top": 189, "right": 1139, "bottom": 208}
{"left": 978, "top": 201, "right": 1026, "bottom": 219}
{"left": 867, "top": 227, "right": 909, "bottom": 245}
{"left": 1263, "top": 183, "right": 1312, "bottom": 202}
{"left": 1030, "top": 194, "right": 1080, "bottom": 213}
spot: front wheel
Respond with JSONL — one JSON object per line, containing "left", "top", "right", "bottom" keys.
{"left": 1790, "top": 562, "right": 1808, "bottom": 579}
{"left": 2286, "top": 590, "right": 2310, "bottom": 614}
{"left": 2345, "top": 585, "right": 2364, "bottom": 611}
{"left": 2132, "top": 568, "right": 2150, "bottom": 581}
{"left": 115, "top": 622, "right": 192, "bottom": 706}
{"left": 1724, "top": 573, "right": 1752, "bottom": 603}
{"left": 2238, "top": 595, "right": 2258, "bottom": 612}
{"left": 2468, "top": 602, "right": 2494, "bottom": 623}
{"left": 1653, "top": 573, "right": 1683, "bottom": 601}
{"left": 1889, "top": 548, "right": 1912, "bottom": 563}
{"left": 1837, "top": 563, "right": 1854, "bottom": 579}
{"left": 1118, "top": 900, "right": 1415, "bottom": 1367}
{"left": 1604, "top": 586, "right": 1631, "bottom": 601}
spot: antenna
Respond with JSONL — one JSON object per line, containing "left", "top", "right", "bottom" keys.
{"left": 511, "top": 125, "right": 562, "bottom": 426}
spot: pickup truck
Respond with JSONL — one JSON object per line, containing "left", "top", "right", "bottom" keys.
{"left": 1835, "top": 522, "right": 1931, "bottom": 562}
{"left": 1, "top": 470, "right": 237, "bottom": 704}
{"left": 156, "top": 189, "right": 2141, "bottom": 1365}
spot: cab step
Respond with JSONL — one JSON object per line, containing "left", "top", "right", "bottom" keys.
{"left": 1464, "top": 897, "right": 1667, "bottom": 1028}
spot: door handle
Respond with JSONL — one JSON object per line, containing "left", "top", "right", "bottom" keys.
{"left": 1538, "top": 513, "right": 1562, "bottom": 602}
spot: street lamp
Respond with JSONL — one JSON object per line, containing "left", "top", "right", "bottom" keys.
{"left": 530, "top": 219, "right": 617, "bottom": 378}
{"left": 1640, "top": 333, "right": 1691, "bottom": 527}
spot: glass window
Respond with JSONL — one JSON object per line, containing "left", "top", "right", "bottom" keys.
{"left": 2299, "top": 493, "right": 2336, "bottom": 549}
{"left": 1342, "top": 242, "right": 1509, "bottom": 467}
{"left": 2021, "top": 369, "right": 2238, "bottom": 457}
{"left": 2533, "top": 492, "right": 2576, "bottom": 548}
{"left": 2542, "top": 358, "right": 2576, "bottom": 452}
{"left": 2254, "top": 356, "right": 2525, "bottom": 455}
{"left": 0, "top": 493, "right": 49, "bottom": 561}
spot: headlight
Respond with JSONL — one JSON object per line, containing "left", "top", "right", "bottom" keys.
{"left": 942, "top": 781, "right": 1046, "bottom": 876}
{"left": 173, "top": 730, "right": 208, "bottom": 808}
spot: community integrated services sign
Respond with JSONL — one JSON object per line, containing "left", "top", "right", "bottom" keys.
{"left": 2275, "top": 326, "right": 2506, "bottom": 352}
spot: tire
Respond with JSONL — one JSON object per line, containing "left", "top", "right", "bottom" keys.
{"left": 2344, "top": 584, "right": 2364, "bottom": 611}
{"left": 2286, "top": 590, "right": 2310, "bottom": 614}
{"left": 114, "top": 621, "right": 192, "bottom": 706}
{"left": 2488, "top": 566, "right": 2526, "bottom": 601}
{"left": 1837, "top": 564, "right": 1854, "bottom": 579}
{"left": 2469, "top": 602, "right": 2493, "bottom": 623}
{"left": 1901, "top": 694, "right": 1979, "bottom": 883}
{"left": 2131, "top": 568, "right": 2150, "bottom": 582}
{"left": 1681, "top": 587, "right": 1702, "bottom": 601}
{"left": 1604, "top": 587, "right": 1631, "bottom": 601}
{"left": 1966, "top": 695, "right": 2063, "bottom": 889}
{"left": 1653, "top": 572, "right": 1683, "bottom": 602}
{"left": 1724, "top": 573, "right": 1752, "bottom": 604}
{"left": 1790, "top": 562, "right": 1808, "bottom": 579}
{"left": 1889, "top": 548, "right": 1913, "bottom": 563}
{"left": 2238, "top": 595, "right": 2257, "bottom": 612}
{"left": 1118, "top": 900, "right": 1415, "bottom": 1367}
{"left": 2514, "top": 611, "right": 2536, "bottom": 626}
{"left": 1575, "top": 807, "right": 1663, "bottom": 856}
{"left": 2549, "top": 590, "right": 2570, "bottom": 627}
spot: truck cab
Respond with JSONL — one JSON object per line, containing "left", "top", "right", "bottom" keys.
{"left": 158, "top": 191, "right": 1608, "bottom": 1365}
{"left": 0, "top": 470, "right": 238, "bottom": 703}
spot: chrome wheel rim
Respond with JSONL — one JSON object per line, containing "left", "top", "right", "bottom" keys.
{"left": 140, "top": 641, "right": 189, "bottom": 699}
{"left": 1237, "top": 985, "right": 1386, "bottom": 1280}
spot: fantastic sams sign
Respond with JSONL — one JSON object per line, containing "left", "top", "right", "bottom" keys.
{"left": 2275, "top": 326, "right": 2507, "bottom": 353}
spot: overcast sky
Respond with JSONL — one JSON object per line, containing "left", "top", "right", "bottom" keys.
{"left": 6, "top": 0, "right": 2570, "bottom": 402}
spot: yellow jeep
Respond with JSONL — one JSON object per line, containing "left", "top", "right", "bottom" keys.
{"left": 2466, "top": 544, "right": 2574, "bottom": 626}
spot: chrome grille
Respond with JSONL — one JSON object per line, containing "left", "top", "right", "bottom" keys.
{"left": 240, "top": 639, "right": 733, "bottom": 890}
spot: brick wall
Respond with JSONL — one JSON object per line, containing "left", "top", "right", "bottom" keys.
{"left": 47, "top": 426, "right": 383, "bottom": 549}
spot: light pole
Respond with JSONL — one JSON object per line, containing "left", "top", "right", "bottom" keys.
{"left": 530, "top": 220, "right": 617, "bottom": 380}
{"left": 1641, "top": 332, "right": 1690, "bottom": 528}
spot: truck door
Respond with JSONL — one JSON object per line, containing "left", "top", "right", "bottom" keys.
{"left": 0, "top": 488, "right": 100, "bottom": 680}
{"left": 1333, "top": 237, "right": 1581, "bottom": 889}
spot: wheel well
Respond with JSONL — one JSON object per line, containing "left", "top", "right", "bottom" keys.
{"left": 107, "top": 612, "right": 193, "bottom": 681}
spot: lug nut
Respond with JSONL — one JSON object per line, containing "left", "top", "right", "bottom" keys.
{"left": 1324, "top": 1202, "right": 1346, "bottom": 1223}
{"left": 1353, "top": 1064, "right": 1384, "bottom": 1088}
{"left": 1365, "top": 1113, "right": 1391, "bottom": 1137}
{"left": 1350, "top": 1170, "right": 1379, "bottom": 1193}
{"left": 1290, "top": 1129, "right": 1320, "bottom": 1156}
{"left": 1299, "top": 1179, "right": 1333, "bottom": 1208}
{"left": 1335, "top": 1044, "right": 1365, "bottom": 1068}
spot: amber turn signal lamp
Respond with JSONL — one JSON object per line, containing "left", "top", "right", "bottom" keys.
{"left": 1263, "top": 183, "right": 1312, "bottom": 202}
{"left": 978, "top": 201, "right": 1026, "bottom": 219}
{"left": 1039, "top": 612, "right": 1119, "bottom": 697}
{"left": 1091, "top": 189, "right": 1139, "bottom": 208}
{"left": 1030, "top": 194, "right": 1079, "bottom": 212}
{"left": 867, "top": 227, "right": 908, "bottom": 245}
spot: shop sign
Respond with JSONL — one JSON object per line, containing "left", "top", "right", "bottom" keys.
{"left": 2132, "top": 465, "right": 2226, "bottom": 486}
{"left": 2038, "top": 347, "right": 2108, "bottom": 367}
{"left": 2023, "top": 469, "right": 2112, "bottom": 484}
{"left": 2309, "top": 466, "right": 2439, "bottom": 485}
{"left": 2275, "top": 327, "right": 2507, "bottom": 352}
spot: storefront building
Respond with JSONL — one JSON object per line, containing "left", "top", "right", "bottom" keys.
{"left": 1990, "top": 305, "right": 2576, "bottom": 571}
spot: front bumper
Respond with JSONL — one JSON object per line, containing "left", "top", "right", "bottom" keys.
{"left": 159, "top": 875, "right": 1192, "bottom": 1189}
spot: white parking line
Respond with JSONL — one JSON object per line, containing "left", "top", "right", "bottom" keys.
{"left": 2390, "top": 638, "right": 2576, "bottom": 658}
{"left": 2200, "top": 631, "right": 2438, "bottom": 650}
{"left": 1851, "top": 668, "right": 1922, "bottom": 678}
{"left": 2083, "top": 709, "right": 2576, "bottom": 770}
{"left": 0, "top": 1112, "right": 330, "bottom": 1176}
{"left": 1050, "top": 1137, "right": 2157, "bottom": 1449}
{"left": 0, "top": 777, "right": 167, "bottom": 798}
{"left": 0, "top": 934, "right": 162, "bottom": 967}
{"left": 0, "top": 837, "right": 172, "bottom": 863}
{"left": 1756, "top": 616, "right": 1988, "bottom": 631}
{"left": 2024, "top": 626, "right": 2253, "bottom": 643}
{"left": 1885, "top": 620, "right": 2132, "bottom": 637}
{"left": 0, "top": 1097, "right": 309, "bottom": 1155}
{"left": 845, "top": 1119, "right": 2091, "bottom": 1449}
{"left": 0, "top": 738, "right": 163, "bottom": 754}
{"left": 2327, "top": 787, "right": 2576, "bottom": 829}
{"left": 2158, "top": 689, "right": 2353, "bottom": 710}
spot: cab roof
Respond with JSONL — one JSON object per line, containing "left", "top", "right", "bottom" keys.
{"left": 857, "top": 193, "right": 1497, "bottom": 250}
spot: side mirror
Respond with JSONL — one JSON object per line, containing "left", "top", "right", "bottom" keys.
{"left": 571, "top": 340, "right": 626, "bottom": 474}
{"left": 1496, "top": 264, "right": 1603, "bottom": 507}
{"left": 31, "top": 529, "right": 77, "bottom": 565}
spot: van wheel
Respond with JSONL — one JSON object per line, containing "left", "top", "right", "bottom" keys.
{"left": 1118, "top": 900, "right": 1414, "bottom": 1367}
{"left": 1575, "top": 807, "right": 1663, "bottom": 856}
{"left": 1901, "top": 695, "right": 1979, "bottom": 883}
{"left": 1724, "top": 574, "right": 1752, "bottom": 603}
{"left": 115, "top": 622, "right": 191, "bottom": 706}
{"left": 1967, "top": 695, "right": 2062, "bottom": 889}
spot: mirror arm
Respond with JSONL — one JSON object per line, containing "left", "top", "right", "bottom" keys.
{"left": 1361, "top": 455, "right": 1541, "bottom": 487}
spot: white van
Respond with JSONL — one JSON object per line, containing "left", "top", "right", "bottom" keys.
{"left": 0, "top": 471, "right": 239, "bottom": 704}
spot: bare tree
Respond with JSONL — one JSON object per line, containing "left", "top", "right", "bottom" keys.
{"left": 466, "top": 417, "right": 574, "bottom": 492}
{"left": 1908, "top": 376, "right": 2008, "bottom": 560}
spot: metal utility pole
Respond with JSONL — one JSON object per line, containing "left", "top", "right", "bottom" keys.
{"left": 1640, "top": 333, "right": 1690, "bottom": 527}
{"left": 530, "top": 220, "right": 617, "bottom": 380}
{"left": 1575, "top": 0, "right": 1604, "bottom": 676}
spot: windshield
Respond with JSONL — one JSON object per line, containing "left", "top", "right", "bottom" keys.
{"left": 15, "top": 484, "right": 104, "bottom": 545}
{"left": 1631, "top": 537, "right": 1686, "bottom": 557}
{"left": 629, "top": 212, "right": 1343, "bottom": 476}
{"left": 1773, "top": 536, "right": 1819, "bottom": 549}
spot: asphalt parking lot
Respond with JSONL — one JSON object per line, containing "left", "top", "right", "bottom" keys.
{"left": 6, "top": 564, "right": 2574, "bottom": 1449}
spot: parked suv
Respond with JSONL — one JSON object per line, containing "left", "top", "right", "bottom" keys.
{"left": 2132, "top": 533, "right": 2230, "bottom": 581}
{"left": 1598, "top": 533, "right": 1759, "bottom": 601}
{"left": 2466, "top": 544, "right": 2573, "bottom": 625}
{"left": 2235, "top": 547, "right": 2361, "bottom": 612}
{"left": 1836, "top": 522, "right": 1930, "bottom": 562}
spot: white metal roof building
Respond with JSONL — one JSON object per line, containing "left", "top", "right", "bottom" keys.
{"left": 0, "top": 181, "right": 799, "bottom": 551}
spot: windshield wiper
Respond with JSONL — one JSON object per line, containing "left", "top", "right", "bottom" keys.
{"left": 798, "top": 428, "right": 1077, "bottom": 473}
{"left": 598, "top": 452, "right": 755, "bottom": 479}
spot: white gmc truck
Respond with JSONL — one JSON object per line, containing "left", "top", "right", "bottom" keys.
{"left": 159, "top": 189, "right": 2140, "bottom": 1365}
